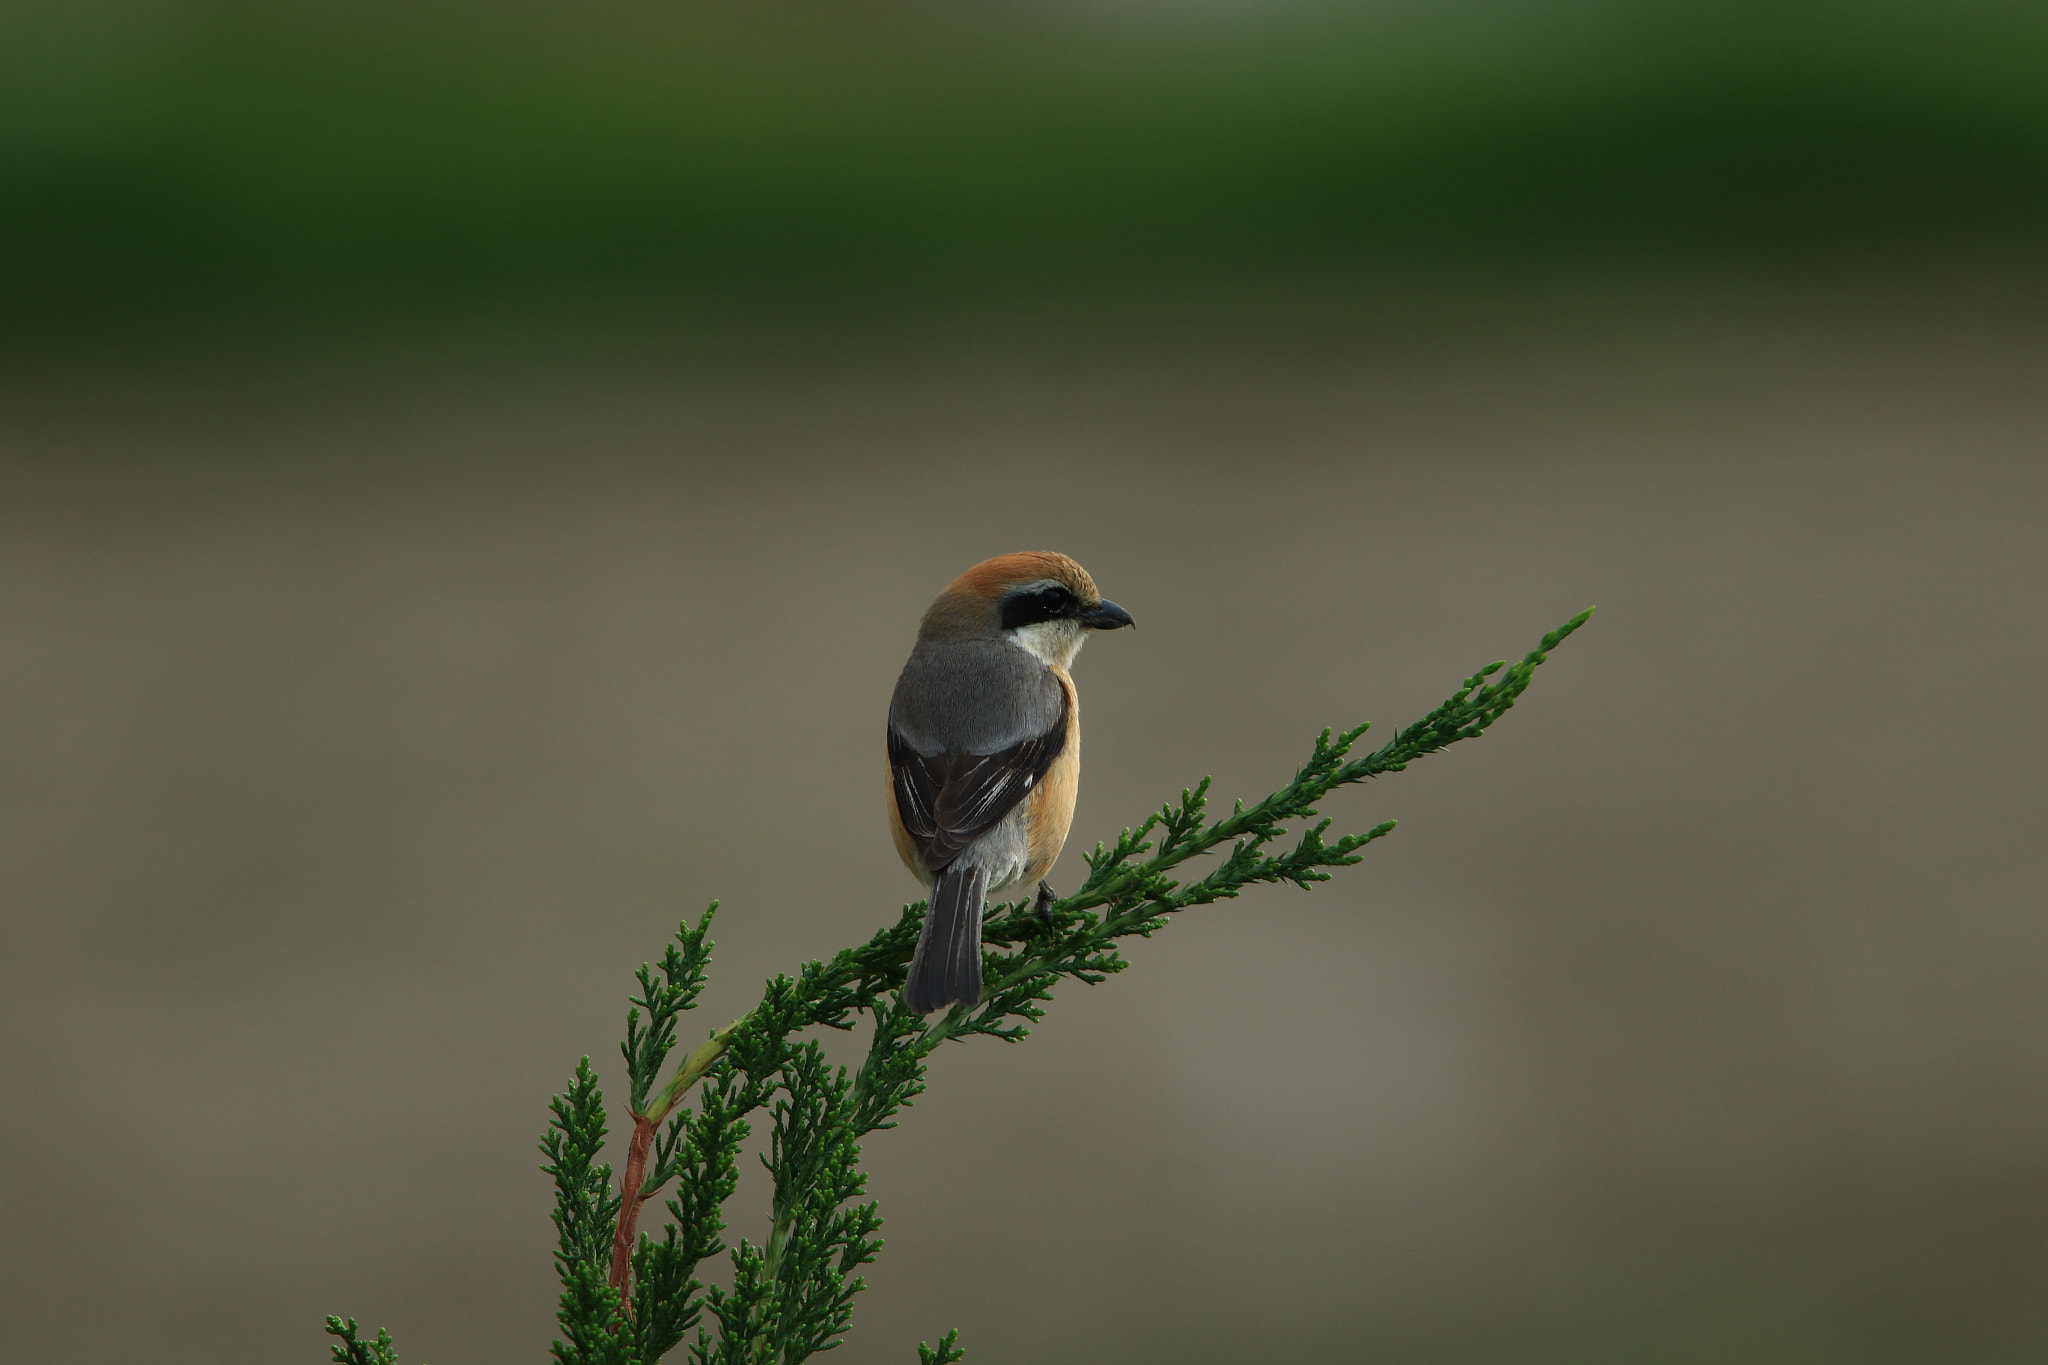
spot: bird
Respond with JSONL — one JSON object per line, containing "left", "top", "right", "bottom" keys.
{"left": 887, "top": 552, "right": 1135, "bottom": 1015}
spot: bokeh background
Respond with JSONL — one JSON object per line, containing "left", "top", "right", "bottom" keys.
{"left": 3, "top": 2, "right": 2046, "bottom": 1362}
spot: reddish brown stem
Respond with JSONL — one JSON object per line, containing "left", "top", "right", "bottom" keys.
{"left": 608, "top": 1114, "right": 658, "bottom": 1297}
{"left": 602, "top": 1013, "right": 751, "bottom": 1309}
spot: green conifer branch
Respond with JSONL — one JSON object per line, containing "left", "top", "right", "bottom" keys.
{"left": 324, "top": 1318, "right": 402, "bottom": 1365}
{"left": 324, "top": 609, "right": 1590, "bottom": 1365}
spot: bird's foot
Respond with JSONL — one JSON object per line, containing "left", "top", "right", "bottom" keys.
{"left": 1033, "top": 881, "right": 1058, "bottom": 932}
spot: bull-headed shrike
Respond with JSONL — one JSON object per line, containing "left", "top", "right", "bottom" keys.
{"left": 888, "top": 552, "right": 1134, "bottom": 1014}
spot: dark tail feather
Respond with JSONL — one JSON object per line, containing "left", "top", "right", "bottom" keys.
{"left": 905, "top": 865, "right": 990, "bottom": 1015}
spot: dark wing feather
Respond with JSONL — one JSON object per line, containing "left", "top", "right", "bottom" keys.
{"left": 889, "top": 699, "right": 1068, "bottom": 873}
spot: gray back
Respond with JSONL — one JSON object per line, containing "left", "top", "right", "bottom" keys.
{"left": 889, "top": 636, "right": 1063, "bottom": 757}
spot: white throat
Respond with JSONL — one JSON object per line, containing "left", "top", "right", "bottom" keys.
{"left": 1009, "top": 618, "right": 1087, "bottom": 670}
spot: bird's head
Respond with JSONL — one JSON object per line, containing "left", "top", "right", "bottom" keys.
{"left": 924, "top": 551, "right": 1134, "bottom": 667}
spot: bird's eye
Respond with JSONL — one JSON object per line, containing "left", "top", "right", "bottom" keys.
{"left": 1039, "top": 586, "right": 1068, "bottom": 610}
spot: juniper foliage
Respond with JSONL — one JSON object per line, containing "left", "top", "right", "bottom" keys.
{"left": 324, "top": 1318, "right": 402, "bottom": 1365}
{"left": 325, "top": 609, "right": 1591, "bottom": 1364}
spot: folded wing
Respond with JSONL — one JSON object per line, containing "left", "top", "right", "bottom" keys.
{"left": 889, "top": 698, "right": 1068, "bottom": 873}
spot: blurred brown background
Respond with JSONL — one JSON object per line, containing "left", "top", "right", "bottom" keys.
{"left": 3, "top": 3, "right": 2047, "bottom": 1363}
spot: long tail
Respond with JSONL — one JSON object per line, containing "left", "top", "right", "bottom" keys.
{"left": 904, "top": 864, "right": 990, "bottom": 1015}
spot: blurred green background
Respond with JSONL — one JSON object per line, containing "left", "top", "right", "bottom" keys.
{"left": 3, "top": 2, "right": 2046, "bottom": 1363}
{"left": 7, "top": 0, "right": 2048, "bottom": 327}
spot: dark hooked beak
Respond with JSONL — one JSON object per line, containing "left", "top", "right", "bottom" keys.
{"left": 1078, "top": 599, "right": 1135, "bottom": 630}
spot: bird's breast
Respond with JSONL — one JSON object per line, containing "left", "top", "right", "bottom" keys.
{"left": 1021, "top": 669, "right": 1082, "bottom": 885}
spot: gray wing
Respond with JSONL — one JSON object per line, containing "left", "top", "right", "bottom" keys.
{"left": 888, "top": 703, "right": 1067, "bottom": 873}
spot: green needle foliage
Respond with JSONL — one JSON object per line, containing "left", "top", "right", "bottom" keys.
{"left": 325, "top": 608, "right": 1591, "bottom": 1364}
{"left": 324, "top": 1318, "right": 402, "bottom": 1365}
